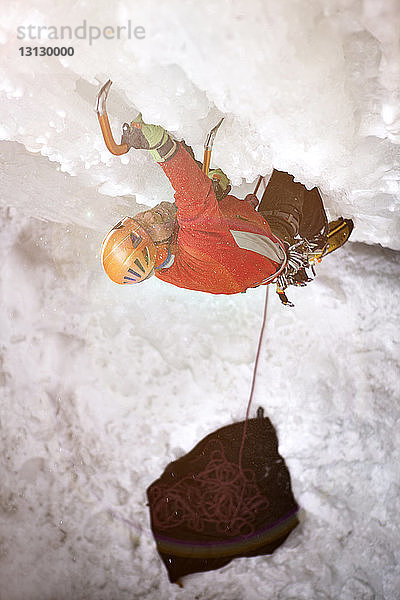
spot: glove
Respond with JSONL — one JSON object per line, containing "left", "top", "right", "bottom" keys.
{"left": 208, "top": 168, "right": 231, "bottom": 201}
{"left": 208, "top": 168, "right": 230, "bottom": 192}
{"left": 121, "top": 114, "right": 178, "bottom": 163}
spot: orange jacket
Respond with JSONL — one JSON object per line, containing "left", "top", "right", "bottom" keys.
{"left": 155, "top": 143, "right": 286, "bottom": 294}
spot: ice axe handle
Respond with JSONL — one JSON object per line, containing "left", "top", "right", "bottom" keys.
{"left": 202, "top": 150, "right": 212, "bottom": 175}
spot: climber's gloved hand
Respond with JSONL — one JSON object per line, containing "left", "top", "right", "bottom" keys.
{"left": 208, "top": 168, "right": 231, "bottom": 201}
{"left": 208, "top": 168, "right": 230, "bottom": 191}
{"left": 121, "top": 114, "right": 178, "bottom": 163}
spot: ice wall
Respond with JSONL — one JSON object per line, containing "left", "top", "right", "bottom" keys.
{"left": 0, "top": 0, "right": 399, "bottom": 247}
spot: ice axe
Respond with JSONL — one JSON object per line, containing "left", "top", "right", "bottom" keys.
{"left": 95, "top": 79, "right": 129, "bottom": 156}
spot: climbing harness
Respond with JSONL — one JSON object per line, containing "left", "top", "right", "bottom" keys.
{"left": 252, "top": 175, "right": 354, "bottom": 307}
{"left": 274, "top": 217, "right": 354, "bottom": 306}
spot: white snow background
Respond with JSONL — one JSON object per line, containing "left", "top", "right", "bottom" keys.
{"left": 0, "top": 1, "right": 399, "bottom": 599}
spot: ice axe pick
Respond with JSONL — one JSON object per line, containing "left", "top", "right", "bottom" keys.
{"left": 202, "top": 117, "right": 224, "bottom": 176}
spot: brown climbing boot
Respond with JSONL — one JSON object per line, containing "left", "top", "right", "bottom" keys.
{"left": 258, "top": 170, "right": 306, "bottom": 245}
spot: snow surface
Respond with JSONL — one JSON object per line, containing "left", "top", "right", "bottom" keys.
{"left": 0, "top": 1, "right": 399, "bottom": 599}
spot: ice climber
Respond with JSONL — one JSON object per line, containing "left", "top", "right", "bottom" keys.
{"left": 101, "top": 115, "right": 352, "bottom": 301}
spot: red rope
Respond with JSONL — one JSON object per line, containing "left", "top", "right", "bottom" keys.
{"left": 238, "top": 285, "right": 269, "bottom": 473}
{"left": 150, "top": 286, "right": 270, "bottom": 537}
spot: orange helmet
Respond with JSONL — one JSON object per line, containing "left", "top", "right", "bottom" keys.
{"left": 101, "top": 217, "right": 157, "bottom": 284}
